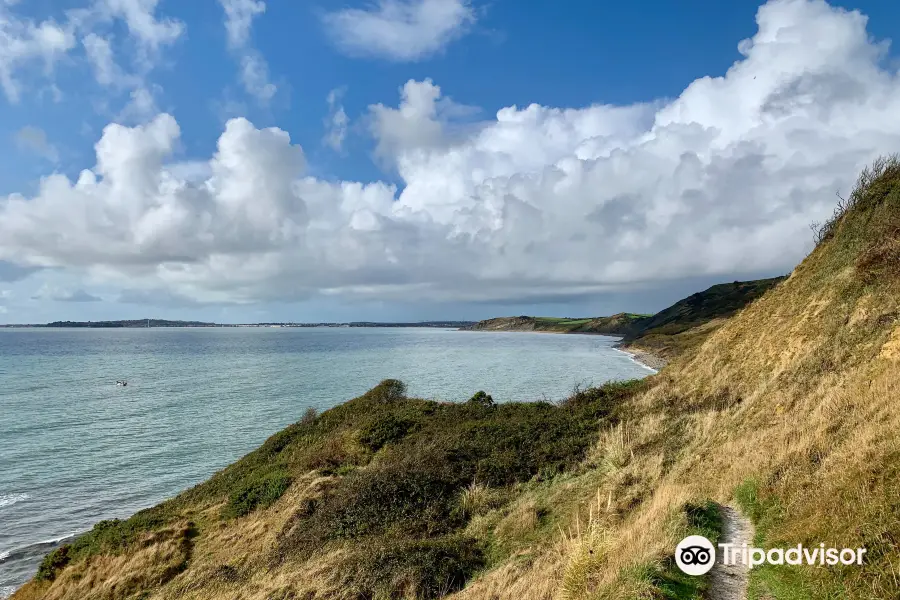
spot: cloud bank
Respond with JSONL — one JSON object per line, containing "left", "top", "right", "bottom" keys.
{"left": 2, "top": 0, "right": 899, "bottom": 306}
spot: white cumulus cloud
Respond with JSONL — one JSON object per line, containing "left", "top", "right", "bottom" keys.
{"left": 116, "top": 85, "right": 160, "bottom": 123}
{"left": 1, "top": 0, "right": 899, "bottom": 306}
{"left": 90, "top": 0, "right": 184, "bottom": 57}
{"left": 0, "top": 0, "right": 182, "bottom": 117}
{"left": 82, "top": 33, "right": 140, "bottom": 88}
{"left": 322, "top": 0, "right": 475, "bottom": 61}
{"left": 220, "top": 0, "right": 265, "bottom": 48}
{"left": 0, "top": 4, "right": 75, "bottom": 102}
{"left": 219, "top": 0, "right": 276, "bottom": 103}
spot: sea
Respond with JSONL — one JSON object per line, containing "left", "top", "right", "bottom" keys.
{"left": 0, "top": 327, "right": 653, "bottom": 597}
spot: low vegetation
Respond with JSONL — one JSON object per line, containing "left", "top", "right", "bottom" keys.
{"left": 23, "top": 379, "right": 647, "bottom": 599}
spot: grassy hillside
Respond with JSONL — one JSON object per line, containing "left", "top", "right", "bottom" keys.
{"left": 14, "top": 381, "right": 653, "bottom": 600}
{"left": 619, "top": 277, "right": 785, "bottom": 360}
{"left": 461, "top": 314, "right": 651, "bottom": 335}
{"left": 14, "top": 157, "right": 900, "bottom": 600}
{"left": 465, "top": 278, "right": 784, "bottom": 362}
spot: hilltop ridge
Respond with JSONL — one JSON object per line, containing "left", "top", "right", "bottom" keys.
{"left": 464, "top": 276, "right": 785, "bottom": 362}
{"left": 0, "top": 320, "right": 476, "bottom": 329}
{"left": 460, "top": 313, "right": 650, "bottom": 336}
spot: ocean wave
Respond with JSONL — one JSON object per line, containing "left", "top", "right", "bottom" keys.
{"left": 0, "top": 533, "right": 79, "bottom": 565}
{"left": 612, "top": 347, "right": 659, "bottom": 373}
{"left": 0, "top": 493, "right": 29, "bottom": 509}
{"left": 1, "top": 585, "right": 18, "bottom": 600}
{"left": 37, "top": 533, "right": 77, "bottom": 546}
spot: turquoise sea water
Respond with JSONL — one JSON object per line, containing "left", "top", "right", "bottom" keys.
{"left": 0, "top": 327, "right": 652, "bottom": 597}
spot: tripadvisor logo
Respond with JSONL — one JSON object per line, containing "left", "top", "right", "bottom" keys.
{"left": 675, "top": 535, "right": 716, "bottom": 575}
{"left": 675, "top": 535, "right": 867, "bottom": 575}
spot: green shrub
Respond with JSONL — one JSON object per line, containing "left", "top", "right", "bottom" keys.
{"left": 302, "top": 446, "right": 467, "bottom": 545}
{"left": 224, "top": 471, "right": 293, "bottom": 518}
{"left": 36, "top": 546, "right": 71, "bottom": 581}
{"left": 343, "top": 535, "right": 487, "bottom": 600}
{"left": 442, "top": 401, "right": 606, "bottom": 485}
{"left": 280, "top": 380, "right": 645, "bottom": 564}
{"left": 468, "top": 391, "right": 494, "bottom": 407}
{"left": 365, "top": 378, "right": 408, "bottom": 403}
{"left": 306, "top": 436, "right": 357, "bottom": 474}
{"left": 62, "top": 505, "right": 173, "bottom": 561}
{"left": 559, "top": 379, "right": 645, "bottom": 409}
{"left": 359, "top": 413, "right": 415, "bottom": 452}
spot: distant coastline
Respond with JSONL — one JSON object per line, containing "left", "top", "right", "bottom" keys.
{"left": 0, "top": 319, "right": 476, "bottom": 329}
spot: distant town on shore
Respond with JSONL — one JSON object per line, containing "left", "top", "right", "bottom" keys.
{"left": 0, "top": 319, "right": 477, "bottom": 329}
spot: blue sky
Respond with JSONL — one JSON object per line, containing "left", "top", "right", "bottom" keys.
{"left": 1, "top": 0, "right": 900, "bottom": 323}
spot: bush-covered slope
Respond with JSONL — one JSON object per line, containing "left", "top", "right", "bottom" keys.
{"left": 14, "top": 380, "right": 652, "bottom": 600}
{"left": 629, "top": 277, "right": 786, "bottom": 337}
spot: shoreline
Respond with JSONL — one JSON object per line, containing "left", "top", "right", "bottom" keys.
{"left": 612, "top": 345, "right": 667, "bottom": 372}
{"left": 461, "top": 327, "right": 667, "bottom": 372}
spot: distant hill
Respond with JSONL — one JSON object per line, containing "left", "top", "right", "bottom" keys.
{"left": 43, "top": 319, "right": 217, "bottom": 328}
{"left": 463, "top": 276, "right": 786, "bottom": 360}
{"left": 625, "top": 277, "right": 786, "bottom": 337}
{"left": 22, "top": 320, "right": 477, "bottom": 329}
{"left": 461, "top": 313, "right": 651, "bottom": 335}
{"left": 621, "top": 276, "right": 786, "bottom": 359}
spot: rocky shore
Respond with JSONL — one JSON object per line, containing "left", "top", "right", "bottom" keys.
{"left": 615, "top": 346, "right": 668, "bottom": 371}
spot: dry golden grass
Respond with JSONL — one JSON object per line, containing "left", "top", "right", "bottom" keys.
{"left": 448, "top": 551, "right": 565, "bottom": 600}
{"left": 592, "top": 422, "right": 633, "bottom": 472}
{"left": 450, "top": 177, "right": 900, "bottom": 598}
{"left": 546, "top": 230, "right": 900, "bottom": 598}
{"left": 18, "top": 522, "right": 194, "bottom": 600}
{"left": 458, "top": 482, "right": 505, "bottom": 521}
{"left": 16, "top": 473, "right": 347, "bottom": 600}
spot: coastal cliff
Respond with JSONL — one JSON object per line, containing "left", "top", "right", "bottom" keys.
{"left": 14, "top": 159, "right": 900, "bottom": 599}
{"left": 464, "top": 277, "right": 785, "bottom": 365}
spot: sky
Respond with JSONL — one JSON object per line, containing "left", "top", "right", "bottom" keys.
{"left": 1, "top": 0, "right": 900, "bottom": 324}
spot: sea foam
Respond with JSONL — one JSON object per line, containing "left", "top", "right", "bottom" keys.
{"left": 0, "top": 585, "right": 17, "bottom": 600}
{"left": 0, "top": 493, "right": 29, "bottom": 509}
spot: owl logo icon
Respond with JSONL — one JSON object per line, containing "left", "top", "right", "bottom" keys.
{"left": 675, "top": 535, "right": 716, "bottom": 576}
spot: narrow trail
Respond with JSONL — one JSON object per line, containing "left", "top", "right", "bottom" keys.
{"left": 709, "top": 505, "right": 755, "bottom": 600}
